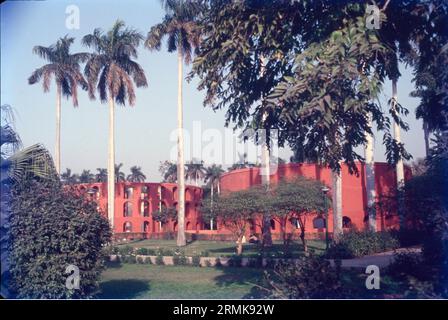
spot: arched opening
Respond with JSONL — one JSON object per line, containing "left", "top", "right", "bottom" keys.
{"left": 124, "top": 186, "right": 133, "bottom": 199}
{"left": 140, "top": 185, "right": 149, "bottom": 199}
{"left": 142, "top": 221, "right": 150, "bottom": 232}
{"left": 123, "top": 221, "right": 132, "bottom": 232}
{"left": 140, "top": 200, "right": 150, "bottom": 217}
{"left": 123, "top": 201, "right": 133, "bottom": 217}
{"left": 173, "top": 222, "right": 178, "bottom": 232}
{"left": 270, "top": 219, "right": 276, "bottom": 230}
{"left": 343, "top": 216, "right": 352, "bottom": 228}
{"left": 186, "top": 221, "right": 191, "bottom": 230}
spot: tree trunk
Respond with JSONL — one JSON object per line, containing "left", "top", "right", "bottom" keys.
{"left": 236, "top": 237, "right": 243, "bottom": 256}
{"left": 332, "top": 169, "right": 343, "bottom": 242}
{"left": 261, "top": 110, "right": 273, "bottom": 247}
{"left": 177, "top": 48, "right": 186, "bottom": 247}
{"left": 423, "top": 120, "right": 430, "bottom": 157}
{"left": 55, "top": 85, "right": 62, "bottom": 174}
{"left": 300, "top": 228, "right": 307, "bottom": 252}
{"left": 210, "top": 184, "right": 214, "bottom": 230}
{"left": 365, "top": 114, "right": 377, "bottom": 232}
{"left": 107, "top": 97, "right": 115, "bottom": 228}
{"left": 392, "top": 79, "right": 405, "bottom": 228}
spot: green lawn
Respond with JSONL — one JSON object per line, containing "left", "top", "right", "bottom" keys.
{"left": 98, "top": 262, "right": 410, "bottom": 299}
{"left": 114, "top": 239, "right": 326, "bottom": 257}
{"left": 98, "top": 262, "right": 266, "bottom": 299}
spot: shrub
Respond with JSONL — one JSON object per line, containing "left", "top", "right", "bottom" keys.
{"left": 155, "top": 253, "right": 165, "bottom": 265}
{"left": 121, "top": 255, "right": 137, "bottom": 264}
{"left": 202, "top": 250, "right": 210, "bottom": 257}
{"left": 215, "top": 257, "right": 222, "bottom": 267}
{"left": 390, "top": 229, "right": 426, "bottom": 247}
{"left": 172, "top": 250, "right": 187, "bottom": 265}
{"left": 118, "top": 245, "right": 134, "bottom": 256}
{"left": 110, "top": 246, "right": 120, "bottom": 254}
{"left": 136, "top": 256, "right": 144, "bottom": 264}
{"left": 9, "top": 178, "right": 112, "bottom": 299}
{"left": 135, "top": 247, "right": 148, "bottom": 255}
{"left": 326, "top": 231, "right": 399, "bottom": 259}
{"left": 192, "top": 255, "right": 201, "bottom": 267}
{"left": 387, "top": 252, "right": 431, "bottom": 281}
{"left": 264, "top": 254, "right": 344, "bottom": 298}
{"left": 205, "top": 260, "right": 212, "bottom": 267}
{"left": 228, "top": 255, "right": 242, "bottom": 267}
{"left": 146, "top": 248, "right": 157, "bottom": 256}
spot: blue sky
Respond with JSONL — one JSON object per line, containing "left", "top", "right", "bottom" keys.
{"left": 1, "top": 0, "right": 426, "bottom": 181}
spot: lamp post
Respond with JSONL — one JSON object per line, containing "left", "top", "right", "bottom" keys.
{"left": 322, "top": 186, "right": 330, "bottom": 250}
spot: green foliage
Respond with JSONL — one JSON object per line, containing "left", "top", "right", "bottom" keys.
{"left": 135, "top": 247, "right": 149, "bottom": 255}
{"left": 387, "top": 252, "right": 430, "bottom": 281}
{"left": 264, "top": 254, "right": 344, "bottom": 298}
{"left": 192, "top": 255, "right": 201, "bottom": 267}
{"left": 172, "top": 249, "right": 187, "bottom": 266}
{"left": 155, "top": 253, "right": 165, "bottom": 266}
{"left": 9, "top": 178, "right": 111, "bottom": 298}
{"left": 152, "top": 206, "right": 177, "bottom": 224}
{"left": 118, "top": 245, "right": 134, "bottom": 256}
{"left": 82, "top": 20, "right": 147, "bottom": 106}
{"left": 325, "top": 231, "right": 399, "bottom": 259}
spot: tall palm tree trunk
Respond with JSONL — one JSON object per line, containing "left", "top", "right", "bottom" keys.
{"left": 210, "top": 183, "right": 214, "bottom": 230}
{"left": 107, "top": 97, "right": 116, "bottom": 228}
{"left": 423, "top": 120, "right": 430, "bottom": 157}
{"left": 332, "top": 169, "right": 343, "bottom": 241}
{"left": 260, "top": 56, "right": 273, "bottom": 247}
{"left": 392, "top": 79, "right": 405, "bottom": 227}
{"left": 55, "top": 85, "right": 62, "bottom": 174}
{"left": 365, "top": 114, "right": 377, "bottom": 231}
{"left": 177, "top": 48, "right": 186, "bottom": 247}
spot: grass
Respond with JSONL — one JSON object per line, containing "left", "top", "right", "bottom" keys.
{"left": 98, "top": 262, "right": 412, "bottom": 299}
{"left": 98, "top": 262, "right": 266, "bottom": 299}
{"left": 114, "top": 239, "right": 326, "bottom": 257}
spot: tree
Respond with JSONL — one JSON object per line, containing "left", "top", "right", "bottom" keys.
{"left": 9, "top": 177, "right": 111, "bottom": 298}
{"left": 209, "top": 186, "right": 268, "bottom": 255}
{"left": 79, "top": 169, "right": 94, "bottom": 183}
{"left": 1, "top": 104, "right": 57, "bottom": 298}
{"left": 145, "top": 0, "right": 202, "bottom": 247}
{"left": 95, "top": 168, "right": 108, "bottom": 183}
{"left": 159, "top": 160, "right": 178, "bottom": 183}
{"left": 269, "top": 177, "right": 326, "bottom": 251}
{"left": 61, "top": 168, "right": 79, "bottom": 184}
{"left": 114, "top": 163, "right": 126, "bottom": 183}
{"left": 127, "top": 166, "right": 146, "bottom": 182}
{"left": 28, "top": 36, "right": 89, "bottom": 174}
{"left": 185, "top": 160, "right": 205, "bottom": 186}
{"left": 152, "top": 206, "right": 177, "bottom": 231}
{"left": 83, "top": 20, "right": 148, "bottom": 226}
{"left": 204, "top": 164, "right": 224, "bottom": 229}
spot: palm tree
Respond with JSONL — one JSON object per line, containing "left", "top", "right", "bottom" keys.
{"left": 61, "top": 168, "right": 79, "bottom": 184}
{"left": 1, "top": 104, "right": 56, "bottom": 298}
{"left": 79, "top": 169, "right": 94, "bottom": 183}
{"left": 95, "top": 168, "right": 108, "bottom": 183}
{"left": 159, "top": 160, "right": 177, "bottom": 183}
{"left": 127, "top": 166, "right": 146, "bottom": 182}
{"left": 365, "top": 116, "right": 377, "bottom": 232}
{"left": 185, "top": 160, "right": 205, "bottom": 186}
{"left": 28, "top": 36, "right": 89, "bottom": 174}
{"left": 83, "top": 20, "right": 148, "bottom": 225}
{"left": 145, "top": 0, "right": 201, "bottom": 246}
{"left": 114, "top": 163, "right": 126, "bottom": 183}
{"left": 204, "top": 164, "right": 224, "bottom": 230}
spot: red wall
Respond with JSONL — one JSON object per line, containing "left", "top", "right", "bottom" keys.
{"left": 76, "top": 182, "right": 203, "bottom": 237}
{"left": 219, "top": 162, "right": 412, "bottom": 236}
